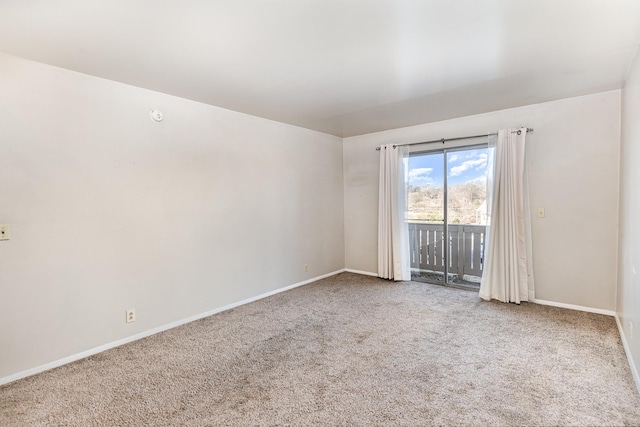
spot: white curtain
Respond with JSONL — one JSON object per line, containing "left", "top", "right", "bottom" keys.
{"left": 480, "top": 128, "right": 534, "bottom": 303}
{"left": 378, "top": 144, "right": 411, "bottom": 281}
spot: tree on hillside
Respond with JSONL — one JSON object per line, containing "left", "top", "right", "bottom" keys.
{"left": 407, "top": 182, "right": 486, "bottom": 224}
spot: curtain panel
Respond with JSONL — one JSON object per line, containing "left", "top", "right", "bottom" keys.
{"left": 480, "top": 128, "right": 535, "bottom": 303}
{"left": 378, "top": 144, "right": 411, "bottom": 281}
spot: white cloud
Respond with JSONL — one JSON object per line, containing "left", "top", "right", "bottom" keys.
{"left": 448, "top": 154, "right": 459, "bottom": 163}
{"left": 468, "top": 175, "right": 487, "bottom": 185}
{"left": 408, "top": 167, "right": 434, "bottom": 186}
{"left": 450, "top": 153, "right": 487, "bottom": 177}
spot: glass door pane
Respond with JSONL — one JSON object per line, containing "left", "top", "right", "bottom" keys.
{"left": 407, "top": 152, "right": 445, "bottom": 283}
{"left": 445, "top": 148, "right": 488, "bottom": 288}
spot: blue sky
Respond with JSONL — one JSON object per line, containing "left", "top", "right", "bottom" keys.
{"left": 408, "top": 148, "right": 488, "bottom": 187}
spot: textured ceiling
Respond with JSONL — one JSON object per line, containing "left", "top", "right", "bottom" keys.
{"left": 1, "top": 0, "right": 639, "bottom": 137}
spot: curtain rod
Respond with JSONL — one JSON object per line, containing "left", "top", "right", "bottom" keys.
{"left": 374, "top": 128, "right": 534, "bottom": 150}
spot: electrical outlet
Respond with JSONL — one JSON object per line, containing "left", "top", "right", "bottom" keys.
{"left": 0, "top": 224, "right": 10, "bottom": 240}
{"left": 126, "top": 309, "right": 136, "bottom": 323}
{"left": 304, "top": 264, "right": 308, "bottom": 272}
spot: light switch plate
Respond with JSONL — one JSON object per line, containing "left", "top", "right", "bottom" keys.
{"left": 0, "top": 224, "right": 10, "bottom": 240}
{"left": 537, "top": 208, "right": 545, "bottom": 218}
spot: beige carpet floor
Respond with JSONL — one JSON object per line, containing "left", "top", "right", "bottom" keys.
{"left": 2, "top": 272, "right": 640, "bottom": 426}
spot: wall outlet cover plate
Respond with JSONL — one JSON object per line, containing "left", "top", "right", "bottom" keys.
{"left": 0, "top": 224, "right": 10, "bottom": 240}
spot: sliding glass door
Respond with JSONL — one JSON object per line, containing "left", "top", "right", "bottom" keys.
{"left": 407, "top": 145, "right": 488, "bottom": 288}
{"left": 407, "top": 151, "right": 446, "bottom": 283}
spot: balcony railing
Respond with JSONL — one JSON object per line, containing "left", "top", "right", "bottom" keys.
{"left": 408, "top": 222, "right": 486, "bottom": 283}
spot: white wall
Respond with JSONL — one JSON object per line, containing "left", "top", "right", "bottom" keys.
{"left": 344, "top": 91, "right": 621, "bottom": 311}
{"left": 0, "top": 53, "right": 345, "bottom": 380}
{"left": 618, "top": 48, "right": 640, "bottom": 387}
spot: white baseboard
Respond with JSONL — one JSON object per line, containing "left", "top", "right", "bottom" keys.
{"left": 344, "top": 268, "right": 378, "bottom": 277}
{"left": 0, "top": 269, "right": 345, "bottom": 386}
{"left": 615, "top": 314, "right": 640, "bottom": 395}
{"left": 531, "top": 298, "right": 615, "bottom": 316}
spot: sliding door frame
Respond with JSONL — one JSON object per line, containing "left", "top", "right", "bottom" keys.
{"left": 409, "top": 142, "right": 488, "bottom": 288}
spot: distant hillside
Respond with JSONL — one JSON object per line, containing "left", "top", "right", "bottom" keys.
{"left": 407, "top": 182, "right": 486, "bottom": 224}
